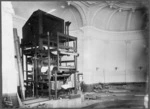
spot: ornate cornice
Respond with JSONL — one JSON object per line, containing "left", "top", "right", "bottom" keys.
{"left": 81, "top": 26, "right": 147, "bottom": 41}
{"left": 67, "top": 1, "right": 147, "bottom": 31}
{"left": 69, "top": 1, "right": 87, "bottom": 26}
{"left": 106, "top": 1, "right": 145, "bottom": 10}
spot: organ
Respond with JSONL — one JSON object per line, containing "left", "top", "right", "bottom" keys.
{"left": 21, "top": 9, "right": 79, "bottom": 99}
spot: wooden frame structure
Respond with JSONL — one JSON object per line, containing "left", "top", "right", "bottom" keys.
{"left": 21, "top": 10, "right": 78, "bottom": 100}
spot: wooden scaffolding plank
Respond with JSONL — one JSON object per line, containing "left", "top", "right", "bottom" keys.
{"left": 34, "top": 42, "right": 38, "bottom": 98}
{"left": 74, "top": 39, "right": 77, "bottom": 94}
{"left": 47, "top": 32, "right": 51, "bottom": 99}
{"left": 23, "top": 98, "right": 49, "bottom": 105}
{"left": 13, "top": 28, "right": 25, "bottom": 100}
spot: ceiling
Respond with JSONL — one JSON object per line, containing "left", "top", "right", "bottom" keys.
{"left": 11, "top": 1, "right": 67, "bottom": 19}
{"left": 11, "top": 0, "right": 148, "bottom": 19}
{"left": 11, "top": 1, "right": 148, "bottom": 31}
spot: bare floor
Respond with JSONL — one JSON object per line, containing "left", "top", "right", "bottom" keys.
{"left": 82, "top": 83, "right": 146, "bottom": 109}
{"left": 21, "top": 83, "right": 147, "bottom": 108}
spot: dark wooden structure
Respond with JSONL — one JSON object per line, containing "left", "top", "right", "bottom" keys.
{"left": 22, "top": 9, "right": 64, "bottom": 43}
{"left": 21, "top": 9, "right": 78, "bottom": 100}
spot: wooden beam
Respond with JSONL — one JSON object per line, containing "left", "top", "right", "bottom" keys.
{"left": 55, "top": 32, "right": 60, "bottom": 99}
{"left": 74, "top": 39, "right": 77, "bottom": 94}
{"left": 34, "top": 42, "right": 38, "bottom": 98}
{"left": 47, "top": 32, "right": 51, "bottom": 100}
{"left": 26, "top": 55, "right": 28, "bottom": 93}
{"left": 13, "top": 28, "right": 25, "bottom": 100}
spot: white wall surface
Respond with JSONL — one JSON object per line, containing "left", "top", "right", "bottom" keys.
{"left": 2, "top": 1, "right": 18, "bottom": 94}
{"left": 81, "top": 26, "right": 148, "bottom": 84}
{"left": 13, "top": 15, "right": 26, "bottom": 39}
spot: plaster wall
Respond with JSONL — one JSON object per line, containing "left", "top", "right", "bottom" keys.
{"left": 82, "top": 26, "right": 148, "bottom": 84}
{"left": 13, "top": 15, "right": 26, "bottom": 39}
{"left": 2, "top": 2, "right": 18, "bottom": 94}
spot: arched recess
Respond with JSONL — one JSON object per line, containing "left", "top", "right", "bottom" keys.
{"left": 90, "top": 3, "right": 108, "bottom": 25}
{"left": 91, "top": 5, "right": 146, "bottom": 31}
{"left": 60, "top": 5, "right": 83, "bottom": 31}
{"left": 70, "top": 1, "right": 87, "bottom": 26}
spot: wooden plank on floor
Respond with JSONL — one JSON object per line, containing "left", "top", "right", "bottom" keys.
{"left": 23, "top": 98, "right": 49, "bottom": 105}
{"left": 24, "top": 97, "right": 36, "bottom": 101}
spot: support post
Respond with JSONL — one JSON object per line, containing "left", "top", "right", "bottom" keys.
{"left": 25, "top": 56, "right": 28, "bottom": 94}
{"left": 74, "top": 39, "right": 77, "bottom": 94}
{"left": 56, "top": 32, "right": 60, "bottom": 99}
{"left": 13, "top": 28, "right": 25, "bottom": 100}
{"left": 21, "top": 39, "right": 24, "bottom": 78}
{"left": 34, "top": 41, "right": 38, "bottom": 98}
{"left": 47, "top": 32, "right": 51, "bottom": 100}
{"left": 55, "top": 70, "right": 57, "bottom": 99}
{"left": 32, "top": 59, "right": 34, "bottom": 97}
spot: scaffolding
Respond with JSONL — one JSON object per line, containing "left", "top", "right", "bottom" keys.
{"left": 21, "top": 10, "right": 78, "bottom": 100}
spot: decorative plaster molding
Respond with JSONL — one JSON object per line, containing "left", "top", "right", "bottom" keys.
{"left": 126, "top": 10, "right": 133, "bottom": 31}
{"left": 81, "top": 26, "right": 146, "bottom": 34}
{"left": 106, "top": 1, "right": 144, "bottom": 10}
{"left": 69, "top": 30, "right": 84, "bottom": 41}
{"left": 70, "top": 1, "right": 87, "bottom": 26}
{"left": 69, "top": 9, "right": 79, "bottom": 28}
{"left": 91, "top": 4, "right": 108, "bottom": 25}
{"left": 66, "top": 1, "right": 147, "bottom": 31}
{"left": 80, "top": 26, "right": 147, "bottom": 41}
{"left": 81, "top": 1, "right": 102, "bottom": 6}
{"left": 106, "top": 9, "right": 119, "bottom": 29}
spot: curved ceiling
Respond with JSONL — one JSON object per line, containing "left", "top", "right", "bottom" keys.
{"left": 50, "top": 5, "right": 83, "bottom": 31}
{"left": 11, "top": 1, "right": 66, "bottom": 19}
{"left": 92, "top": 5, "right": 146, "bottom": 31}
{"left": 81, "top": 1, "right": 147, "bottom": 31}
{"left": 11, "top": 1, "right": 148, "bottom": 31}
{"left": 12, "top": 1, "right": 83, "bottom": 31}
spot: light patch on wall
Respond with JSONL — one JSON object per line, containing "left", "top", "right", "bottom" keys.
{"left": 2, "top": 1, "right": 18, "bottom": 94}
{"left": 48, "top": 9, "right": 56, "bottom": 13}
{"left": 61, "top": 5, "right": 65, "bottom": 8}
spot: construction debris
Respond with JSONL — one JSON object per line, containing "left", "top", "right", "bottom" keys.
{"left": 2, "top": 96, "right": 13, "bottom": 108}
{"left": 84, "top": 93, "right": 101, "bottom": 100}
{"left": 36, "top": 103, "right": 48, "bottom": 108}
{"left": 69, "top": 94, "right": 81, "bottom": 99}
